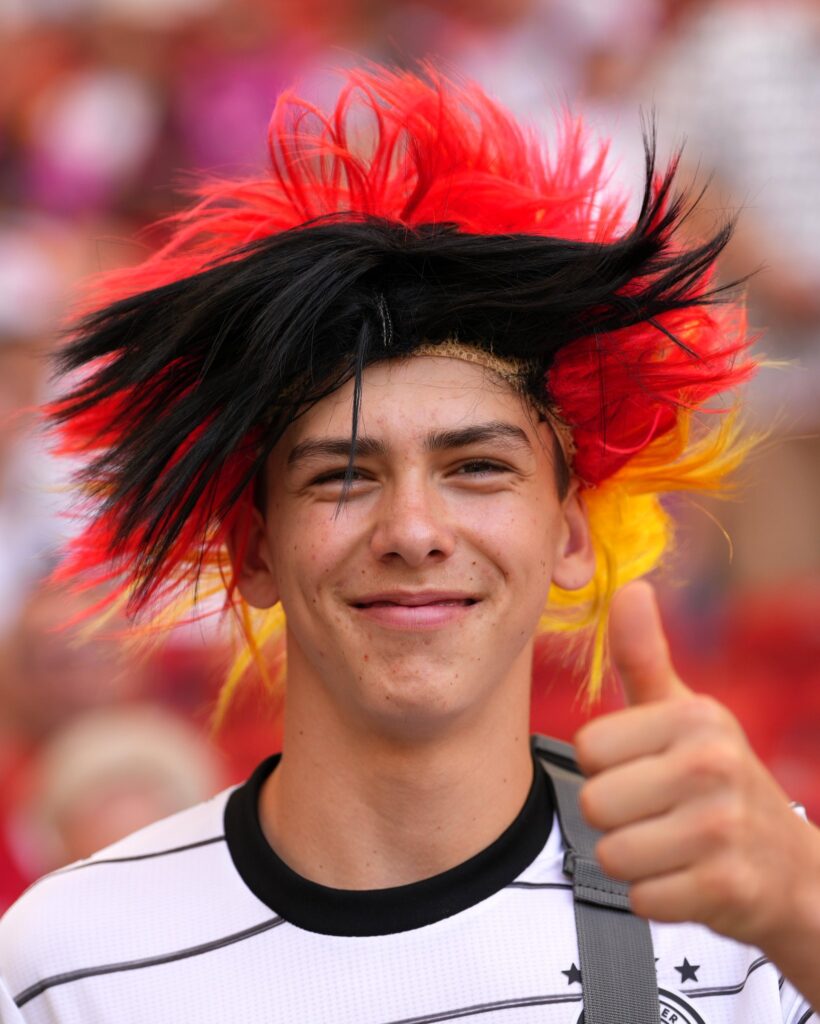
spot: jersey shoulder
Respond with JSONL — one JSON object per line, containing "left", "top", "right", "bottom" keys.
{"left": 0, "top": 787, "right": 236, "bottom": 1000}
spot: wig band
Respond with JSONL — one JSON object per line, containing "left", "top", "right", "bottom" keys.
{"left": 413, "top": 340, "right": 576, "bottom": 461}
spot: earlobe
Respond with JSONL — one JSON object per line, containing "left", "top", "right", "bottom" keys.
{"left": 551, "top": 483, "right": 595, "bottom": 592}
{"left": 226, "top": 503, "right": 280, "bottom": 609}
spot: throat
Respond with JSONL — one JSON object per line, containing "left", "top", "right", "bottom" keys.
{"left": 257, "top": 736, "right": 537, "bottom": 891}
{"left": 225, "top": 742, "right": 552, "bottom": 936}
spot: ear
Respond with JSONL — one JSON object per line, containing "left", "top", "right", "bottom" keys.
{"left": 550, "top": 481, "right": 595, "bottom": 591}
{"left": 225, "top": 503, "right": 280, "bottom": 609}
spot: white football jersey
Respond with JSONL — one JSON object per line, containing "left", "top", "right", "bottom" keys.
{"left": 0, "top": 756, "right": 813, "bottom": 1024}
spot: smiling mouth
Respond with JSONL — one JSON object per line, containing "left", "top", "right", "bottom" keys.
{"left": 349, "top": 595, "right": 480, "bottom": 630}
{"left": 353, "top": 598, "right": 478, "bottom": 609}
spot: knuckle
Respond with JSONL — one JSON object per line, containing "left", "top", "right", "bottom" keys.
{"left": 699, "top": 858, "right": 752, "bottom": 912}
{"left": 682, "top": 739, "right": 743, "bottom": 789}
{"left": 699, "top": 800, "right": 745, "bottom": 848}
{"left": 679, "top": 694, "right": 727, "bottom": 732}
{"left": 697, "top": 862, "right": 727, "bottom": 905}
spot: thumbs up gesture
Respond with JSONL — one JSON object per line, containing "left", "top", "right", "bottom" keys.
{"left": 574, "top": 582, "right": 820, "bottom": 967}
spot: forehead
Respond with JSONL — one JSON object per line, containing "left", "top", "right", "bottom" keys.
{"left": 286, "top": 355, "right": 540, "bottom": 444}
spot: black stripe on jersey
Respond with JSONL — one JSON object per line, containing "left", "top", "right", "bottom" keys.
{"left": 684, "top": 955, "right": 770, "bottom": 999}
{"left": 56, "top": 835, "right": 226, "bottom": 873}
{"left": 383, "top": 992, "right": 583, "bottom": 1023}
{"left": 505, "top": 881, "right": 572, "bottom": 891}
{"left": 14, "top": 916, "right": 285, "bottom": 1008}
{"left": 795, "top": 1009, "right": 816, "bottom": 1024}
{"left": 20, "top": 836, "right": 227, "bottom": 898}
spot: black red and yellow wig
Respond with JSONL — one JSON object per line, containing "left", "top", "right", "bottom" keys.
{"left": 49, "top": 65, "right": 754, "bottom": 712}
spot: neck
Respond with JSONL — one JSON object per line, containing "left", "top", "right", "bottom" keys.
{"left": 258, "top": 650, "right": 535, "bottom": 890}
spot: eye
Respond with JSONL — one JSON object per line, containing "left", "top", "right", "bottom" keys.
{"left": 309, "top": 467, "right": 368, "bottom": 486}
{"left": 455, "top": 459, "right": 510, "bottom": 476}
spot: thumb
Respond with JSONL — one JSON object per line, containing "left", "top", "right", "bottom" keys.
{"left": 609, "top": 581, "right": 690, "bottom": 705}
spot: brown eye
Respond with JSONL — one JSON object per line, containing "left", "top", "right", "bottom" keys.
{"left": 310, "top": 468, "right": 368, "bottom": 486}
{"left": 456, "top": 460, "right": 509, "bottom": 476}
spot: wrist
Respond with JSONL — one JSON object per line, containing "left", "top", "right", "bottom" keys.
{"left": 755, "top": 819, "right": 820, "bottom": 976}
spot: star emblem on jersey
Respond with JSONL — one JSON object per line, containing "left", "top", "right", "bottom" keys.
{"left": 562, "top": 963, "right": 582, "bottom": 985}
{"left": 675, "top": 958, "right": 700, "bottom": 983}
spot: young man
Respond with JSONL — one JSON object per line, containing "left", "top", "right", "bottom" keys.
{"left": 0, "top": 66, "right": 817, "bottom": 1024}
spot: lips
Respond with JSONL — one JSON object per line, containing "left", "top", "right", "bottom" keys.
{"left": 351, "top": 592, "right": 479, "bottom": 608}
{"left": 349, "top": 592, "right": 480, "bottom": 630}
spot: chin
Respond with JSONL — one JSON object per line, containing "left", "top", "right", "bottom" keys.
{"left": 347, "top": 657, "right": 499, "bottom": 740}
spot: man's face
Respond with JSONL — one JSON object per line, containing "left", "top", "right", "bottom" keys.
{"left": 239, "top": 356, "right": 593, "bottom": 738}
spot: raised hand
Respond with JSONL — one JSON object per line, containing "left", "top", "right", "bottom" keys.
{"left": 574, "top": 581, "right": 820, "bottom": 969}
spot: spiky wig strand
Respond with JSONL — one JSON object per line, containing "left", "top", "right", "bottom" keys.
{"left": 49, "top": 64, "right": 755, "bottom": 716}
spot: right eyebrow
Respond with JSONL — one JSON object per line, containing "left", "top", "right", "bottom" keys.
{"left": 424, "top": 422, "right": 533, "bottom": 454}
{"left": 286, "top": 436, "right": 389, "bottom": 467}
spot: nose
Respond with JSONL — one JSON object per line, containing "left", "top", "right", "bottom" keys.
{"left": 369, "top": 473, "right": 456, "bottom": 568}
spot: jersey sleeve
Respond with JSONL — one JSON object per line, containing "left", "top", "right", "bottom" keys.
{"left": 0, "top": 975, "right": 27, "bottom": 1024}
{"left": 780, "top": 973, "right": 815, "bottom": 1024}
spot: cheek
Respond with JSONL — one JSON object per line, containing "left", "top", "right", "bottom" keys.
{"left": 466, "top": 494, "right": 559, "bottom": 582}
{"left": 270, "top": 501, "right": 360, "bottom": 597}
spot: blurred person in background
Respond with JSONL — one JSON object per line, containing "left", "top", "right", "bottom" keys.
{"left": 1, "top": 18, "right": 164, "bottom": 221}
{"left": 20, "top": 704, "right": 224, "bottom": 870}
{"left": 0, "top": 580, "right": 137, "bottom": 749}
{"left": 384, "top": 0, "right": 617, "bottom": 127}
{"left": 0, "top": 579, "right": 141, "bottom": 910}
{"left": 611, "top": 0, "right": 820, "bottom": 590}
{"left": 0, "top": 576, "right": 251, "bottom": 909}
{"left": 0, "top": 218, "right": 96, "bottom": 646}
{"left": 170, "top": 1, "right": 303, "bottom": 180}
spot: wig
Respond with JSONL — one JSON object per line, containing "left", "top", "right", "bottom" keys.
{"left": 49, "top": 64, "right": 754, "bottom": 713}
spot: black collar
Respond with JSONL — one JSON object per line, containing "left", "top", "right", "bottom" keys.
{"left": 224, "top": 751, "right": 552, "bottom": 936}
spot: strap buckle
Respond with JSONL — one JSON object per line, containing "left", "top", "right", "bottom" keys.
{"left": 564, "top": 851, "right": 632, "bottom": 911}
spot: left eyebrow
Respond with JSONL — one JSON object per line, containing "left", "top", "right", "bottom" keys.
{"left": 286, "top": 436, "right": 389, "bottom": 466}
{"left": 424, "top": 421, "right": 533, "bottom": 454}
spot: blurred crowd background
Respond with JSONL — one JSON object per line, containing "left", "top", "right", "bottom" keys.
{"left": 1, "top": 0, "right": 819, "bottom": 909}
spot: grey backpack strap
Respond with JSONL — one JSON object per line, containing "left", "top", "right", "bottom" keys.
{"left": 533, "top": 734, "right": 660, "bottom": 1024}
